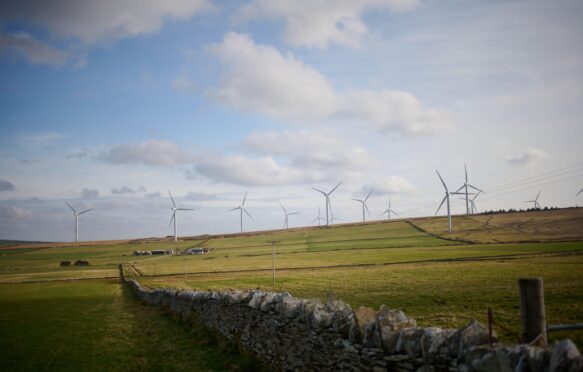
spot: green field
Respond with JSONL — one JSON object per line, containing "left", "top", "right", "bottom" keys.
{"left": 1, "top": 209, "right": 582, "bottom": 366}
{"left": 0, "top": 279, "right": 258, "bottom": 371}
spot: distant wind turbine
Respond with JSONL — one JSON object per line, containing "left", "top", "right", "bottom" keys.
{"left": 454, "top": 164, "right": 484, "bottom": 215}
{"left": 168, "top": 191, "right": 195, "bottom": 241}
{"left": 312, "top": 207, "right": 325, "bottom": 226}
{"left": 280, "top": 203, "right": 300, "bottom": 229}
{"left": 525, "top": 190, "right": 542, "bottom": 209}
{"left": 380, "top": 197, "right": 399, "bottom": 221}
{"left": 229, "top": 192, "right": 253, "bottom": 233}
{"left": 435, "top": 170, "right": 453, "bottom": 233}
{"left": 65, "top": 202, "right": 94, "bottom": 243}
{"left": 458, "top": 192, "right": 481, "bottom": 214}
{"left": 352, "top": 189, "right": 374, "bottom": 222}
{"left": 312, "top": 181, "right": 342, "bottom": 226}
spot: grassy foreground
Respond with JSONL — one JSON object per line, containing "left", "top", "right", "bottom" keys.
{"left": 0, "top": 279, "right": 258, "bottom": 371}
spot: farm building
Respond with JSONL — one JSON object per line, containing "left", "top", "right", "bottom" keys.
{"left": 185, "top": 248, "right": 209, "bottom": 255}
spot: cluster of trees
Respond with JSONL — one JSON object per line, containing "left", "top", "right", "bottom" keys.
{"left": 59, "top": 260, "right": 90, "bottom": 267}
{"left": 481, "top": 206, "right": 559, "bottom": 215}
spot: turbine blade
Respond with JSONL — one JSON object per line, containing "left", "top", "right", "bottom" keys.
{"left": 392, "top": 210, "right": 400, "bottom": 217}
{"left": 243, "top": 208, "right": 253, "bottom": 221}
{"left": 65, "top": 202, "right": 76, "bottom": 213}
{"left": 311, "top": 216, "right": 318, "bottom": 223}
{"left": 242, "top": 191, "right": 247, "bottom": 206}
{"left": 289, "top": 212, "right": 300, "bottom": 215}
{"left": 454, "top": 185, "right": 465, "bottom": 193}
{"left": 280, "top": 203, "right": 287, "bottom": 213}
{"left": 365, "top": 188, "right": 374, "bottom": 201}
{"left": 435, "top": 170, "right": 448, "bottom": 192}
{"left": 78, "top": 208, "right": 94, "bottom": 215}
{"left": 465, "top": 164, "right": 468, "bottom": 182}
{"left": 435, "top": 195, "right": 447, "bottom": 215}
{"left": 380, "top": 210, "right": 388, "bottom": 216}
{"left": 312, "top": 187, "right": 326, "bottom": 195}
{"left": 536, "top": 190, "right": 541, "bottom": 200}
{"left": 329, "top": 181, "right": 343, "bottom": 194}
{"left": 228, "top": 207, "right": 240, "bottom": 212}
{"left": 364, "top": 203, "right": 371, "bottom": 216}
{"left": 577, "top": 187, "right": 583, "bottom": 196}
{"left": 168, "top": 213, "right": 175, "bottom": 227}
{"left": 352, "top": 198, "right": 363, "bottom": 203}
{"left": 168, "top": 190, "right": 176, "bottom": 208}
{"left": 467, "top": 184, "right": 485, "bottom": 193}
{"left": 177, "top": 208, "right": 195, "bottom": 211}
{"left": 283, "top": 216, "right": 288, "bottom": 228}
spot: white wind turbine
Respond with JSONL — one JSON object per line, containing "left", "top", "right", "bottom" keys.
{"left": 454, "top": 164, "right": 485, "bottom": 215}
{"left": 65, "top": 202, "right": 94, "bottom": 243}
{"left": 380, "top": 197, "right": 399, "bottom": 221}
{"left": 525, "top": 190, "right": 542, "bottom": 209}
{"left": 457, "top": 191, "right": 481, "bottom": 214}
{"left": 312, "top": 207, "right": 325, "bottom": 226}
{"left": 168, "top": 191, "right": 195, "bottom": 241}
{"left": 229, "top": 192, "right": 253, "bottom": 233}
{"left": 435, "top": 170, "right": 453, "bottom": 233}
{"left": 280, "top": 203, "right": 300, "bottom": 229}
{"left": 312, "top": 181, "right": 342, "bottom": 226}
{"left": 352, "top": 189, "right": 374, "bottom": 222}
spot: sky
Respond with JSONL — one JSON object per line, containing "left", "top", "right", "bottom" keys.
{"left": 1, "top": 0, "right": 582, "bottom": 242}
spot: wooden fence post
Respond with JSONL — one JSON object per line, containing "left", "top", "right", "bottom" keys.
{"left": 518, "top": 278, "right": 547, "bottom": 345}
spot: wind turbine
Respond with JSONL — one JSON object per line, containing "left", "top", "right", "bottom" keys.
{"left": 65, "top": 202, "right": 94, "bottom": 243}
{"left": 525, "top": 191, "right": 542, "bottom": 209}
{"left": 380, "top": 197, "right": 399, "bottom": 221}
{"left": 229, "top": 192, "right": 253, "bottom": 233}
{"left": 435, "top": 170, "right": 453, "bottom": 233}
{"left": 280, "top": 203, "right": 300, "bottom": 229}
{"left": 312, "top": 181, "right": 342, "bottom": 226}
{"left": 168, "top": 191, "right": 195, "bottom": 241}
{"left": 454, "top": 165, "right": 485, "bottom": 215}
{"left": 311, "top": 207, "right": 325, "bottom": 226}
{"left": 352, "top": 189, "right": 374, "bottom": 222}
{"left": 458, "top": 192, "right": 481, "bottom": 214}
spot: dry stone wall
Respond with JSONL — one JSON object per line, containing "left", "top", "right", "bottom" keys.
{"left": 126, "top": 280, "right": 582, "bottom": 371}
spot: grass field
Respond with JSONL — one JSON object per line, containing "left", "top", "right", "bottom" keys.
{"left": 0, "top": 279, "right": 258, "bottom": 371}
{"left": 1, "top": 208, "right": 582, "bottom": 364}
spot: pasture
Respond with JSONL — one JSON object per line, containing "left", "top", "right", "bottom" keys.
{"left": 1, "top": 207, "right": 582, "bottom": 359}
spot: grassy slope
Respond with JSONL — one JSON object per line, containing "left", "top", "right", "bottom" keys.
{"left": 0, "top": 279, "right": 258, "bottom": 371}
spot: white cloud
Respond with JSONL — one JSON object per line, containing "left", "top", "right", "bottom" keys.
{"left": 237, "top": 0, "right": 420, "bottom": 48}
{"left": 111, "top": 185, "right": 136, "bottom": 195}
{"left": 0, "top": 31, "right": 68, "bottom": 66}
{"left": 208, "top": 33, "right": 452, "bottom": 135}
{"left": 100, "top": 140, "right": 195, "bottom": 166}
{"left": 243, "top": 130, "right": 375, "bottom": 170}
{"left": 80, "top": 188, "right": 99, "bottom": 198}
{"left": 0, "top": 0, "right": 214, "bottom": 45}
{"left": 507, "top": 147, "right": 549, "bottom": 166}
{"left": 194, "top": 154, "right": 322, "bottom": 186}
{"left": 365, "top": 176, "right": 415, "bottom": 195}
{"left": 0, "top": 206, "right": 32, "bottom": 221}
{"left": 0, "top": 179, "right": 16, "bottom": 192}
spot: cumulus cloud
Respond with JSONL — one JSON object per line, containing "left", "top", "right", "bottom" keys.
{"left": 364, "top": 176, "right": 415, "bottom": 195}
{"left": 194, "top": 154, "right": 322, "bottom": 186}
{"left": 80, "top": 188, "right": 99, "bottom": 198}
{"left": 0, "top": 0, "right": 214, "bottom": 45}
{"left": 243, "top": 130, "right": 375, "bottom": 170}
{"left": 111, "top": 186, "right": 136, "bottom": 195}
{"left": 0, "top": 179, "right": 16, "bottom": 192}
{"left": 0, "top": 31, "right": 68, "bottom": 66}
{"left": 507, "top": 147, "right": 549, "bottom": 166}
{"left": 0, "top": 206, "right": 33, "bottom": 221}
{"left": 208, "top": 33, "right": 452, "bottom": 135}
{"left": 100, "top": 140, "right": 195, "bottom": 166}
{"left": 237, "top": 0, "right": 420, "bottom": 48}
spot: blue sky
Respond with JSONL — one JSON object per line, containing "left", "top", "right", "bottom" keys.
{"left": 1, "top": 0, "right": 582, "bottom": 241}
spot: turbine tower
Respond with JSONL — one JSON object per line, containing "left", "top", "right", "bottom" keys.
{"left": 229, "top": 192, "right": 253, "bottom": 233}
{"left": 312, "top": 207, "right": 325, "bottom": 226}
{"left": 454, "top": 165, "right": 484, "bottom": 215}
{"left": 168, "top": 191, "right": 195, "bottom": 241}
{"left": 65, "top": 202, "right": 94, "bottom": 243}
{"left": 525, "top": 191, "right": 542, "bottom": 209}
{"left": 352, "top": 189, "right": 374, "bottom": 222}
{"left": 280, "top": 203, "right": 300, "bottom": 229}
{"left": 380, "top": 197, "right": 399, "bottom": 221}
{"left": 312, "top": 181, "right": 342, "bottom": 226}
{"left": 435, "top": 170, "right": 453, "bottom": 233}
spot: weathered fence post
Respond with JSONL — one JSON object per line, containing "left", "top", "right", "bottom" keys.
{"left": 518, "top": 278, "right": 547, "bottom": 345}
